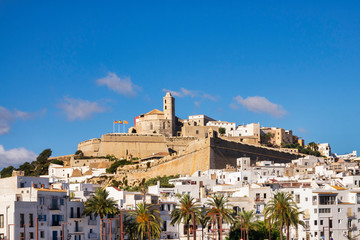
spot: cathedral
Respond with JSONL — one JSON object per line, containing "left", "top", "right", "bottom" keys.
{"left": 132, "top": 92, "right": 182, "bottom": 137}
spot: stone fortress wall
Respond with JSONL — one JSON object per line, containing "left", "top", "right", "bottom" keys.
{"left": 77, "top": 134, "right": 198, "bottom": 159}
{"left": 116, "top": 135, "right": 302, "bottom": 184}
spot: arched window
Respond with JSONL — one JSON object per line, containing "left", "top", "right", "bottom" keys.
{"left": 150, "top": 123, "right": 153, "bottom": 130}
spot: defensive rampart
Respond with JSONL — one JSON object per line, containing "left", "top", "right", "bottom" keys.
{"left": 117, "top": 137, "right": 302, "bottom": 183}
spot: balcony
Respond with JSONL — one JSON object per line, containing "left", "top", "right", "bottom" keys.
{"left": 73, "top": 227, "right": 83, "bottom": 233}
{"left": 254, "top": 198, "right": 265, "bottom": 204}
{"left": 49, "top": 205, "right": 60, "bottom": 211}
{"left": 88, "top": 233, "right": 98, "bottom": 239}
{"left": 50, "top": 222, "right": 61, "bottom": 227}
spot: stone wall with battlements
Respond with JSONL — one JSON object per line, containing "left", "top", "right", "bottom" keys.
{"left": 116, "top": 138, "right": 211, "bottom": 184}
{"left": 77, "top": 134, "right": 199, "bottom": 159}
{"left": 97, "top": 133, "right": 168, "bottom": 159}
{"left": 77, "top": 138, "right": 101, "bottom": 156}
{"left": 116, "top": 136, "right": 303, "bottom": 184}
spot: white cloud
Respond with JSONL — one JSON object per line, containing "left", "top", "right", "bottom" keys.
{"left": 162, "top": 88, "right": 198, "bottom": 98}
{"left": 194, "top": 101, "right": 201, "bottom": 108}
{"left": 57, "top": 97, "right": 107, "bottom": 121}
{"left": 0, "top": 106, "right": 34, "bottom": 135}
{"left": 162, "top": 88, "right": 218, "bottom": 102}
{"left": 0, "top": 145, "right": 37, "bottom": 168}
{"left": 202, "top": 93, "right": 218, "bottom": 101}
{"left": 298, "top": 128, "right": 307, "bottom": 134}
{"left": 233, "top": 95, "right": 287, "bottom": 117}
{"left": 96, "top": 72, "right": 141, "bottom": 97}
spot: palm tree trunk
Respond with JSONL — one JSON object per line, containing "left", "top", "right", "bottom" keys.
{"left": 202, "top": 228, "right": 204, "bottom": 240}
{"left": 280, "top": 225, "right": 283, "bottom": 240}
{"left": 246, "top": 229, "right": 249, "bottom": 240}
{"left": 187, "top": 224, "right": 190, "bottom": 240}
{"left": 286, "top": 219, "right": 290, "bottom": 240}
{"left": 100, "top": 218, "right": 103, "bottom": 240}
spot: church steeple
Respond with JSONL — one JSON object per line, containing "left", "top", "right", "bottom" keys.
{"left": 163, "top": 92, "right": 175, "bottom": 136}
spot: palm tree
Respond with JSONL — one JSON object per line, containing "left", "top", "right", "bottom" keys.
{"left": 123, "top": 215, "right": 138, "bottom": 240}
{"left": 286, "top": 207, "right": 305, "bottom": 240}
{"left": 198, "top": 207, "right": 210, "bottom": 240}
{"left": 83, "top": 188, "right": 119, "bottom": 240}
{"left": 264, "top": 191, "right": 300, "bottom": 240}
{"left": 234, "top": 210, "right": 259, "bottom": 240}
{"left": 130, "top": 202, "right": 162, "bottom": 240}
{"left": 206, "top": 194, "right": 234, "bottom": 240}
{"left": 307, "top": 142, "right": 319, "bottom": 151}
{"left": 171, "top": 194, "right": 199, "bottom": 240}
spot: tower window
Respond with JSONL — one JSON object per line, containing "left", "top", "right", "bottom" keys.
{"left": 165, "top": 106, "right": 167, "bottom": 110}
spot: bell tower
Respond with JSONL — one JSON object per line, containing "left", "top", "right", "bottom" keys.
{"left": 163, "top": 92, "right": 175, "bottom": 136}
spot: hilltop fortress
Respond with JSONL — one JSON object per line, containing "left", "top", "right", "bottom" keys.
{"left": 74, "top": 93, "right": 302, "bottom": 181}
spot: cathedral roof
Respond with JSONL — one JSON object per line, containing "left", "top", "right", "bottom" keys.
{"left": 145, "top": 109, "right": 164, "bottom": 116}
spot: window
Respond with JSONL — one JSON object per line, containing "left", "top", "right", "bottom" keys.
{"left": 163, "top": 221, "right": 167, "bottom": 231}
{"left": 319, "top": 208, "right": 331, "bottom": 213}
{"left": 29, "top": 214, "right": 34, "bottom": 227}
{"left": 60, "top": 198, "right": 64, "bottom": 205}
{"left": 264, "top": 193, "right": 267, "bottom": 199}
{"left": 314, "top": 220, "right": 317, "bottom": 225}
{"left": 314, "top": 209, "right": 317, "bottom": 213}
{"left": 319, "top": 195, "right": 336, "bottom": 205}
{"left": 39, "top": 197, "right": 44, "bottom": 205}
{"left": 30, "top": 232, "right": 34, "bottom": 239}
{"left": 338, "top": 208, "right": 341, "bottom": 213}
{"left": 0, "top": 215, "right": 3, "bottom": 228}
{"left": 196, "top": 130, "right": 199, "bottom": 134}
{"left": 20, "top": 213, "right": 24, "bottom": 227}
{"left": 320, "top": 220, "right": 323, "bottom": 225}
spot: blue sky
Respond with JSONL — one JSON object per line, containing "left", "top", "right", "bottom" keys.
{"left": 1, "top": 1, "right": 360, "bottom": 168}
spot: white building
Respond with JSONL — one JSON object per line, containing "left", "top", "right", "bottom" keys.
{"left": 229, "top": 123, "right": 260, "bottom": 137}
{"left": 318, "top": 143, "right": 332, "bottom": 158}
{"left": 0, "top": 176, "right": 100, "bottom": 240}
{"left": 206, "top": 120, "right": 236, "bottom": 136}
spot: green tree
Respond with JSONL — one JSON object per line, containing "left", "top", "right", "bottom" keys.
{"left": 74, "top": 150, "right": 84, "bottom": 157}
{"left": 235, "top": 210, "right": 259, "bottom": 240}
{"left": 206, "top": 194, "right": 234, "bottom": 240}
{"left": 307, "top": 142, "right": 319, "bottom": 151}
{"left": 229, "top": 220, "right": 281, "bottom": 240}
{"left": 36, "top": 148, "right": 52, "bottom": 163}
{"left": 264, "top": 191, "right": 300, "bottom": 240}
{"left": 198, "top": 207, "right": 210, "bottom": 240}
{"left": 83, "top": 188, "right": 119, "bottom": 239}
{"left": 106, "top": 160, "right": 132, "bottom": 174}
{"left": 171, "top": 194, "right": 199, "bottom": 240}
{"left": 50, "top": 159, "right": 64, "bottom": 165}
{"left": 0, "top": 166, "right": 14, "bottom": 178}
{"left": 123, "top": 215, "right": 138, "bottom": 240}
{"left": 18, "top": 162, "right": 35, "bottom": 176}
{"left": 130, "top": 202, "right": 162, "bottom": 240}
{"left": 219, "top": 127, "right": 226, "bottom": 136}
